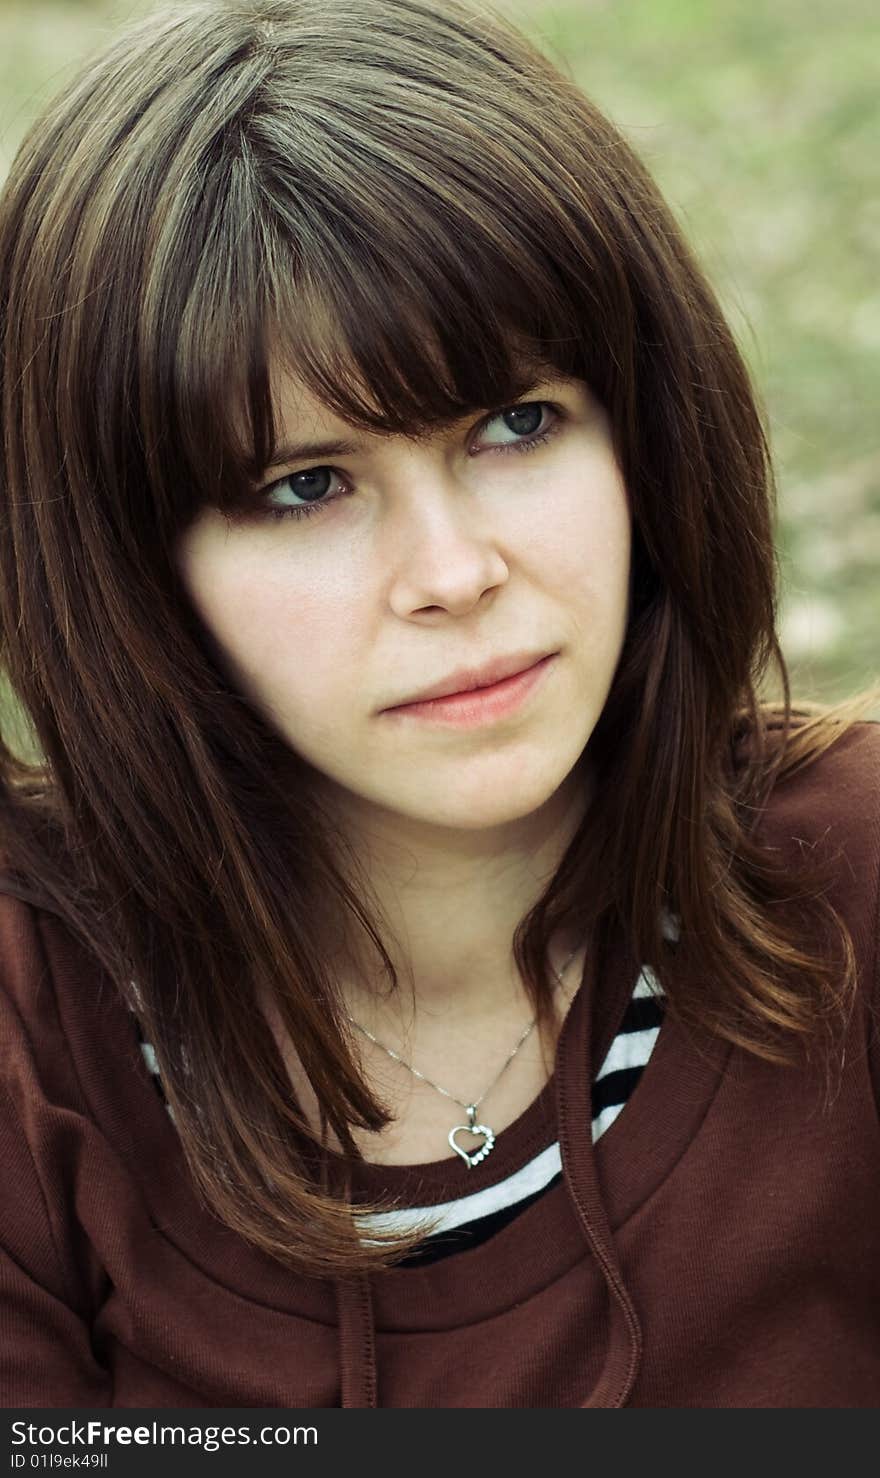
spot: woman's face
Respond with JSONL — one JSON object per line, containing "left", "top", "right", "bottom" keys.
{"left": 174, "top": 368, "right": 632, "bottom": 836}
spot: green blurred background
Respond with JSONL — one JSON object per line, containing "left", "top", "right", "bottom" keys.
{"left": 1, "top": 0, "right": 878, "bottom": 760}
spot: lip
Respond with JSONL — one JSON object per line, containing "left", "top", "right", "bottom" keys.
{"left": 384, "top": 650, "right": 555, "bottom": 709}
{"left": 380, "top": 653, "right": 558, "bottom": 727}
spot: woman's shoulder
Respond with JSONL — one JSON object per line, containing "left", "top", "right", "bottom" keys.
{"left": 0, "top": 780, "right": 78, "bottom": 1012}
{"left": 0, "top": 865, "right": 85, "bottom": 1107}
{"left": 0, "top": 848, "right": 122, "bottom": 1122}
{"left": 753, "top": 717, "right": 880, "bottom": 935}
{"left": 0, "top": 848, "right": 152, "bottom": 1220}
{"left": 751, "top": 716, "right": 880, "bottom": 857}
{"left": 0, "top": 864, "right": 57, "bottom": 1021}
{"left": 0, "top": 802, "right": 102, "bottom": 1026}
{"left": 755, "top": 717, "right": 880, "bottom": 1071}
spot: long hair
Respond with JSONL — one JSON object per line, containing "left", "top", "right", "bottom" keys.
{"left": 1, "top": 0, "right": 878, "bottom": 1276}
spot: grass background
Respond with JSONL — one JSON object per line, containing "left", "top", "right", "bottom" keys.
{"left": 1, "top": 0, "right": 878, "bottom": 758}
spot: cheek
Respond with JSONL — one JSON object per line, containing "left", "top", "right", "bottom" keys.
{"left": 520, "top": 454, "right": 631, "bottom": 602}
{"left": 180, "top": 541, "right": 362, "bottom": 713}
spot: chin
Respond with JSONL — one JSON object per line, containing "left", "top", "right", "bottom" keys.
{"left": 401, "top": 773, "right": 575, "bottom": 832}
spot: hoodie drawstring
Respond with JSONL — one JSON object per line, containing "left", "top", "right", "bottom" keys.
{"left": 335, "top": 1273, "right": 378, "bottom": 1407}
{"left": 556, "top": 918, "right": 643, "bottom": 1407}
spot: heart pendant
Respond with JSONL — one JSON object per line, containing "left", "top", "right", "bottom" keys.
{"left": 448, "top": 1121, "right": 496, "bottom": 1168}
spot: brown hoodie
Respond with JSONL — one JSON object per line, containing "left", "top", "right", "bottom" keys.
{"left": 1, "top": 721, "right": 879, "bottom": 1407}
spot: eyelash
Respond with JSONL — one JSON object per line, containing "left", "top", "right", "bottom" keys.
{"left": 252, "top": 401, "right": 562, "bottom": 525}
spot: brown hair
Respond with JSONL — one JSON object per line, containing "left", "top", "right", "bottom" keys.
{"left": 1, "top": 0, "right": 878, "bottom": 1276}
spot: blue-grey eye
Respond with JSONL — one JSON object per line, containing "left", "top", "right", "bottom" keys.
{"left": 288, "top": 468, "right": 333, "bottom": 501}
{"left": 502, "top": 404, "right": 544, "bottom": 436}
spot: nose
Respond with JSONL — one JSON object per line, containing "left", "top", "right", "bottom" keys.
{"left": 384, "top": 472, "right": 510, "bottom": 618}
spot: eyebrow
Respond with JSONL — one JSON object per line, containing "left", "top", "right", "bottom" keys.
{"left": 260, "top": 375, "right": 557, "bottom": 476}
{"left": 265, "top": 435, "right": 363, "bottom": 469}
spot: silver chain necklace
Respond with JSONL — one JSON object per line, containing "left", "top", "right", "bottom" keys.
{"left": 346, "top": 944, "right": 581, "bottom": 1169}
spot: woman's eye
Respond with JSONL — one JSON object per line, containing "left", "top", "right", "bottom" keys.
{"left": 244, "top": 399, "right": 559, "bottom": 526}
{"left": 478, "top": 401, "right": 554, "bottom": 448}
{"left": 259, "top": 465, "right": 347, "bottom": 522}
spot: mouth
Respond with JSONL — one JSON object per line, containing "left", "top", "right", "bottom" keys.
{"left": 384, "top": 650, "right": 556, "bottom": 709}
{"left": 380, "top": 653, "right": 558, "bottom": 727}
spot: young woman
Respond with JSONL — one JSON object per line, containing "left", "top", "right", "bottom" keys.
{"left": 0, "top": 0, "right": 878, "bottom": 1409}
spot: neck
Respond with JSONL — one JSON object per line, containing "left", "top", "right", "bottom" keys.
{"left": 324, "top": 753, "right": 595, "bottom": 1030}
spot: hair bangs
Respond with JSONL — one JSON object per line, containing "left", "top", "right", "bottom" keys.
{"left": 206, "top": 137, "right": 603, "bottom": 497}
{"left": 256, "top": 263, "right": 583, "bottom": 472}
{"left": 166, "top": 190, "right": 581, "bottom": 523}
